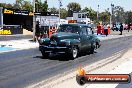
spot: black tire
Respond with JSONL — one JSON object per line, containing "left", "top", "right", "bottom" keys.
{"left": 96, "top": 42, "right": 100, "bottom": 49}
{"left": 41, "top": 51, "right": 49, "bottom": 58}
{"left": 90, "top": 43, "right": 95, "bottom": 54}
{"left": 67, "top": 46, "right": 78, "bottom": 60}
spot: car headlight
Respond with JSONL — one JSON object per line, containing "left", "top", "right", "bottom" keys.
{"left": 39, "top": 38, "right": 44, "bottom": 45}
{"left": 39, "top": 38, "right": 50, "bottom": 45}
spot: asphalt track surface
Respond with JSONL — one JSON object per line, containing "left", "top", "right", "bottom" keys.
{"left": 0, "top": 36, "right": 132, "bottom": 88}
{"left": 0, "top": 35, "right": 32, "bottom": 41}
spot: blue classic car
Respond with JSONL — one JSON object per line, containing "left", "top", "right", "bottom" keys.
{"left": 39, "top": 24, "right": 101, "bottom": 60}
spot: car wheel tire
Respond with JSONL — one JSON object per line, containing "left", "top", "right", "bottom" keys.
{"left": 96, "top": 42, "right": 100, "bottom": 49}
{"left": 68, "top": 46, "right": 78, "bottom": 60}
{"left": 90, "top": 43, "right": 95, "bottom": 54}
{"left": 41, "top": 51, "right": 49, "bottom": 58}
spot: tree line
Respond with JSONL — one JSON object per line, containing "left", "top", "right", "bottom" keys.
{"left": 0, "top": 0, "right": 48, "bottom": 12}
{"left": 0, "top": 0, "right": 132, "bottom": 24}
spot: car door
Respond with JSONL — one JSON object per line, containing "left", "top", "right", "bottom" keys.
{"left": 79, "top": 27, "right": 88, "bottom": 50}
{"left": 86, "top": 27, "right": 94, "bottom": 49}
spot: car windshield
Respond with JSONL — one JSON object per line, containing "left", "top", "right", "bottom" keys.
{"left": 57, "top": 25, "right": 79, "bottom": 33}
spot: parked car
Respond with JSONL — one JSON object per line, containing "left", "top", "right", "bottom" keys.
{"left": 112, "top": 25, "right": 118, "bottom": 31}
{"left": 112, "top": 24, "right": 120, "bottom": 31}
{"left": 124, "top": 24, "right": 128, "bottom": 30}
{"left": 39, "top": 24, "right": 101, "bottom": 60}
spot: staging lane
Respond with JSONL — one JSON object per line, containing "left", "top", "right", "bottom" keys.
{"left": 0, "top": 36, "right": 132, "bottom": 88}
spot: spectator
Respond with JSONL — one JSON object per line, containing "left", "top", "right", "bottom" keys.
{"left": 128, "top": 23, "right": 131, "bottom": 32}
{"left": 35, "top": 21, "right": 40, "bottom": 41}
{"left": 97, "top": 23, "right": 102, "bottom": 35}
{"left": 119, "top": 23, "right": 123, "bottom": 35}
{"left": 113, "top": 24, "right": 116, "bottom": 31}
{"left": 104, "top": 24, "right": 108, "bottom": 36}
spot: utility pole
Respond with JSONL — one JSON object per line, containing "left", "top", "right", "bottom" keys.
{"left": 97, "top": 5, "right": 99, "bottom": 22}
{"left": 0, "top": 7, "right": 3, "bottom": 29}
{"left": 58, "top": 0, "right": 62, "bottom": 25}
{"left": 59, "top": 1, "right": 60, "bottom": 25}
{"left": 110, "top": 3, "right": 114, "bottom": 28}
{"left": 33, "top": 0, "right": 36, "bottom": 41}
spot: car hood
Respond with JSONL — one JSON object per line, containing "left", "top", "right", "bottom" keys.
{"left": 50, "top": 32, "right": 79, "bottom": 42}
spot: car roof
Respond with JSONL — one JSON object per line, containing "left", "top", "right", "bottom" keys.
{"left": 60, "top": 23, "right": 90, "bottom": 27}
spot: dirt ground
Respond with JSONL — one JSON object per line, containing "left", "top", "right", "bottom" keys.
{"left": 23, "top": 29, "right": 33, "bottom": 35}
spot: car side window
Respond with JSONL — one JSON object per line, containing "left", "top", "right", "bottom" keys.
{"left": 87, "top": 28, "right": 92, "bottom": 34}
{"left": 81, "top": 27, "right": 87, "bottom": 35}
{"left": 78, "top": 14, "right": 81, "bottom": 18}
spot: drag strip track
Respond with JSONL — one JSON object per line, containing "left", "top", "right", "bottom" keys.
{"left": 0, "top": 36, "right": 132, "bottom": 88}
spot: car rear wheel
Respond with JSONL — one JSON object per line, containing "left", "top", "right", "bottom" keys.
{"left": 41, "top": 51, "right": 49, "bottom": 58}
{"left": 90, "top": 43, "right": 95, "bottom": 54}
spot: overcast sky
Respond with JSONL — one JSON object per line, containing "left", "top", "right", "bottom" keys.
{"left": 0, "top": 0, "right": 132, "bottom": 12}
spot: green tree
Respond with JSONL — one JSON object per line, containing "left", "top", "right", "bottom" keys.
{"left": 67, "top": 2, "right": 81, "bottom": 17}
{"left": 22, "top": 1, "right": 33, "bottom": 11}
{"left": 82, "top": 7, "right": 97, "bottom": 21}
{"left": 60, "top": 8, "right": 67, "bottom": 19}
{"left": 125, "top": 11, "right": 132, "bottom": 24}
{"left": 99, "top": 11, "right": 110, "bottom": 23}
{"left": 48, "top": 7, "right": 67, "bottom": 19}
{"left": 112, "top": 6, "right": 125, "bottom": 23}
{"left": 5, "top": 4, "right": 13, "bottom": 8}
{"left": 0, "top": 3, "right": 6, "bottom": 7}
{"left": 16, "top": 0, "right": 24, "bottom": 5}
{"left": 48, "top": 7, "right": 58, "bottom": 14}
{"left": 0, "top": 3, "right": 13, "bottom": 8}
{"left": 35, "top": 0, "right": 41, "bottom": 12}
{"left": 41, "top": 0, "right": 48, "bottom": 12}
{"left": 36, "top": 0, "right": 48, "bottom": 12}
{"left": 13, "top": 4, "right": 20, "bottom": 9}
{"left": 13, "top": 0, "right": 24, "bottom": 9}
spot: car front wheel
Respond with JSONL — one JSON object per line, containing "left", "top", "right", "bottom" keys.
{"left": 68, "top": 46, "right": 78, "bottom": 60}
